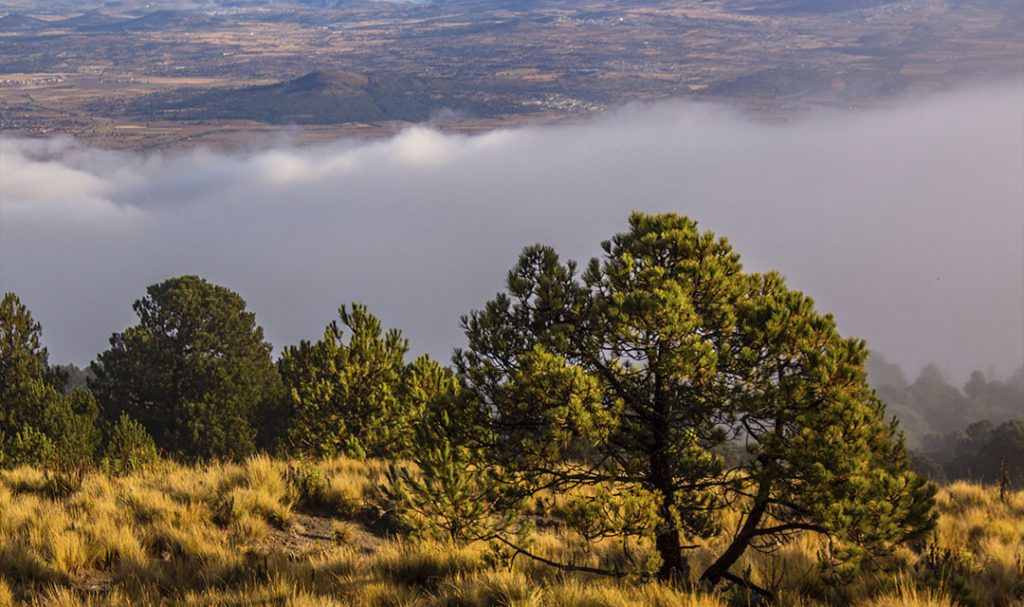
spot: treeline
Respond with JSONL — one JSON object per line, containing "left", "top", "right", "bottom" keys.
{"left": 0, "top": 213, "right": 944, "bottom": 594}
{"left": 913, "top": 420, "right": 1024, "bottom": 488}
{"left": 866, "top": 352, "right": 1022, "bottom": 441}
{"left": 1, "top": 279, "right": 446, "bottom": 469}
{"left": 865, "top": 353, "right": 1023, "bottom": 487}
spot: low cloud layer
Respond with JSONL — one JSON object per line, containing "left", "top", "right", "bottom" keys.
{"left": 2, "top": 81, "right": 1022, "bottom": 382}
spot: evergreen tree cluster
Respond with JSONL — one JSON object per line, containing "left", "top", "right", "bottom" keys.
{"left": 0, "top": 213, "right": 964, "bottom": 596}
{"left": 864, "top": 353, "right": 1024, "bottom": 486}
{"left": 0, "top": 293, "right": 102, "bottom": 473}
{"left": 913, "top": 420, "right": 1024, "bottom": 488}
{"left": 2, "top": 277, "right": 449, "bottom": 468}
{"left": 866, "top": 353, "right": 1023, "bottom": 443}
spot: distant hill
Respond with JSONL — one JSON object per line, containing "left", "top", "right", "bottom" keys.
{"left": 0, "top": 12, "right": 47, "bottom": 32}
{"left": 54, "top": 10, "right": 125, "bottom": 30}
{"left": 85, "top": 10, "right": 218, "bottom": 33}
{"left": 136, "top": 70, "right": 489, "bottom": 124}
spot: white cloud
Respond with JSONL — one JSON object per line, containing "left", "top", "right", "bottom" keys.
{"left": 1, "top": 80, "right": 1022, "bottom": 382}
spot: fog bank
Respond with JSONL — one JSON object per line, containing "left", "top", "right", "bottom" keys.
{"left": 2, "top": 82, "right": 1022, "bottom": 382}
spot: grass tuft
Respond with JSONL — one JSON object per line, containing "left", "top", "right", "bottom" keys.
{"left": 0, "top": 460, "right": 1020, "bottom": 606}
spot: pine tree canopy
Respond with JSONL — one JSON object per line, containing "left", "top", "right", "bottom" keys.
{"left": 278, "top": 303, "right": 450, "bottom": 459}
{"left": 89, "top": 275, "right": 282, "bottom": 461}
{"left": 454, "top": 212, "right": 936, "bottom": 589}
{"left": 1, "top": 293, "right": 102, "bottom": 470}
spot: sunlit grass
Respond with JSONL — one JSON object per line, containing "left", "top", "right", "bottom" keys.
{"left": 0, "top": 459, "right": 1019, "bottom": 606}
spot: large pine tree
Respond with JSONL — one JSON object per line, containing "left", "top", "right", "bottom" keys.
{"left": 90, "top": 276, "right": 282, "bottom": 460}
{"left": 455, "top": 212, "right": 935, "bottom": 589}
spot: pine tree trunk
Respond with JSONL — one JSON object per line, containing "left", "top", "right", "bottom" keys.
{"left": 655, "top": 513, "right": 689, "bottom": 581}
{"left": 700, "top": 479, "right": 769, "bottom": 586}
{"left": 650, "top": 409, "right": 689, "bottom": 581}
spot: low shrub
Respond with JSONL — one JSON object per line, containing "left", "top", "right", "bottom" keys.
{"left": 102, "top": 415, "right": 159, "bottom": 477}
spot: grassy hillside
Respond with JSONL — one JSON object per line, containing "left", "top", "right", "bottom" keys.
{"left": 0, "top": 458, "right": 1020, "bottom": 606}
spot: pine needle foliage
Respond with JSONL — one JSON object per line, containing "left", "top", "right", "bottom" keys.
{"left": 455, "top": 212, "right": 936, "bottom": 592}
{"left": 102, "top": 414, "right": 159, "bottom": 476}
{"left": 279, "top": 304, "right": 448, "bottom": 460}
{"left": 387, "top": 406, "right": 524, "bottom": 544}
{"left": 89, "top": 276, "right": 283, "bottom": 461}
{"left": 0, "top": 293, "right": 101, "bottom": 473}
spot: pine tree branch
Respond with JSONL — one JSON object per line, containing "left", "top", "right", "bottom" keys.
{"left": 751, "top": 522, "right": 828, "bottom": 537}
{"left": 493, "top": 537, "right": 630, "bottom": 578}
{"left": 720, "top": 570, "right": 775, "bottom": 603}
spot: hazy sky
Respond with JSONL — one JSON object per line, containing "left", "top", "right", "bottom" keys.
{"left": 2, "top": 81, "right": 1022, "bottom": 383}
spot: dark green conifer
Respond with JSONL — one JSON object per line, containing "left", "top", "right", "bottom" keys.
{"left": 456, "top": 212, "right": 936, "bottom": 590}
{"left": 90, "top": 276, "right": 283, "bottom": 461}
{"left": 0, "top": 293, "right": 102, "bottom": 470}
{"left": 279, "top": 304, "right": 444, "bottom": 459}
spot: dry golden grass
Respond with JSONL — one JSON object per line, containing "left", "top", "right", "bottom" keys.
{"left": 0, "top": 578, "right": 13, "bottom": 607}
{"left": 0, "top": 459, "right": 1020, "bottom": 606}
{"left": 858, "top": 576, "right": 955, "bottom": 607}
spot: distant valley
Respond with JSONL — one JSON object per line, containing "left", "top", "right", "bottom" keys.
{"left": 1, "top": 0, "right": 1020, "bottom": 148}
